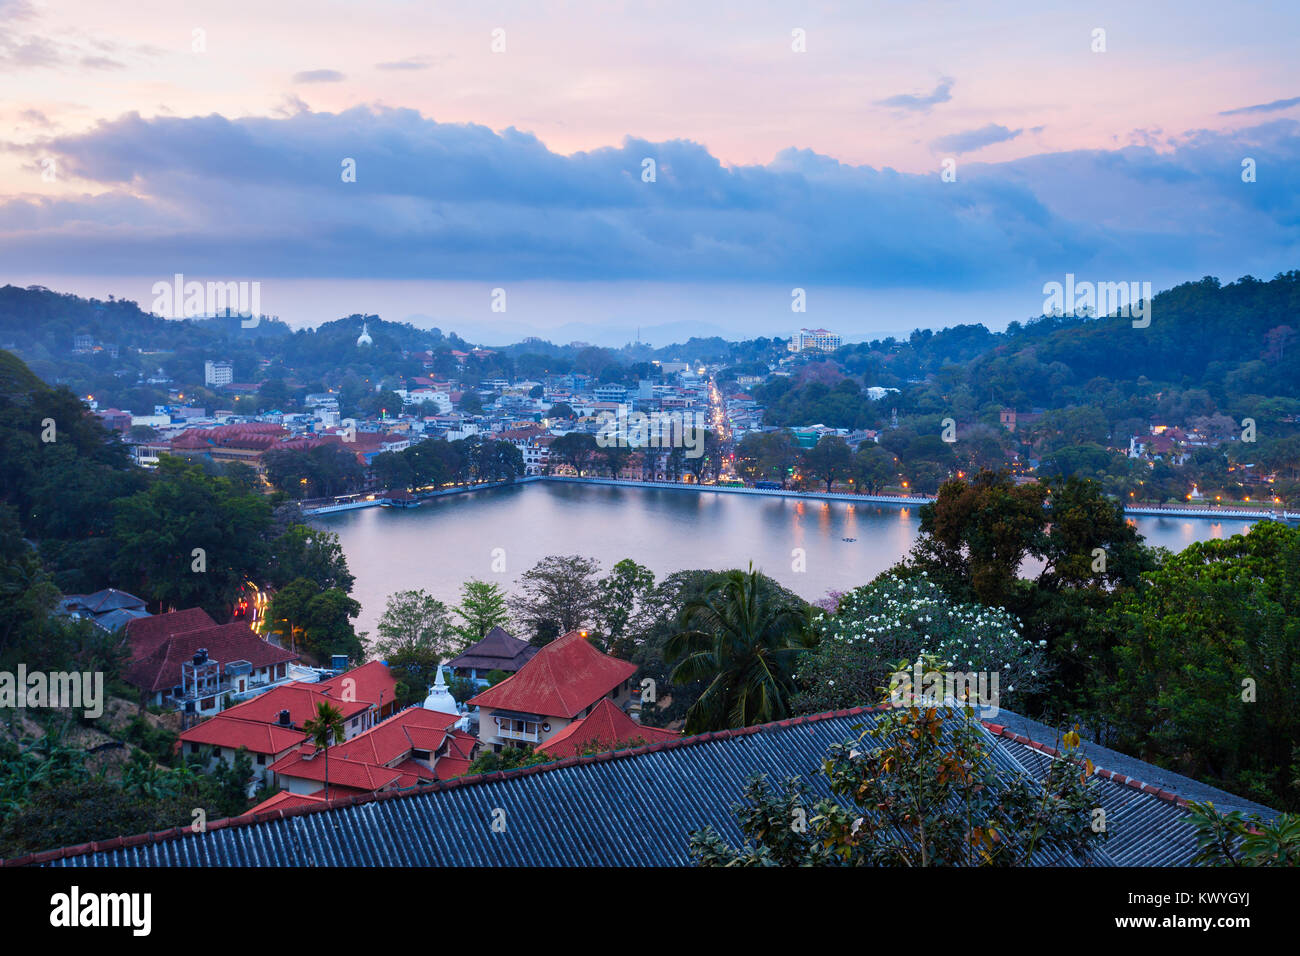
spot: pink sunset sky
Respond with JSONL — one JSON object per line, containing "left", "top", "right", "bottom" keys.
{"left": 2, "top": 0, "right": 1298, "bottom": 340}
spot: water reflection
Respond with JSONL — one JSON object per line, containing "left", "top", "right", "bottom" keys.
{"left": 314, "top": 484, "right": 1264, "bottom": 638}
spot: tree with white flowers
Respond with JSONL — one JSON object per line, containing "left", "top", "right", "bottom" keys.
{"left": 791, "top": 572, "right": 1050, "bottom": 715}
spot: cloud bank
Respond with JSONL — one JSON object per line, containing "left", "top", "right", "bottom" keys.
{"left": 2, "top": 107, "right": 1297, "bottom": 290}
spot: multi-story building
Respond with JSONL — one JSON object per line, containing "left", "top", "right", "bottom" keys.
{"left": 788, "top": 328, "right": 842, "bottom": 353}
{"left": 204, "top": 360, "right": 234, "bottom": 387}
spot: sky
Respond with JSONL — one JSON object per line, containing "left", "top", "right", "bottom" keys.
{"left": 2, "top": 0, "right": 1298, "bottom": 344}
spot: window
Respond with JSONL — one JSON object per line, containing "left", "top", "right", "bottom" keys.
{"left": 256, "top": 753, "right": 265, "bottom": 765}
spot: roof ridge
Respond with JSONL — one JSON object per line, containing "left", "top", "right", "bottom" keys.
{"left": 980, "top": 721, "right": 1191, "bottom": 808}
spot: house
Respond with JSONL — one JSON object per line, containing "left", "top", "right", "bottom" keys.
{"left": 124, "top": 608, "right": 215, "bottom": 661}
{"left": 259, "top": 704, "right": 476, "bottom": 803}
{"left": 446, "top": 626, "right": 538, "bottom": 686}
{"left": 217, "top": 682, "right": 374, "bottom": 741}
{"left": 467, "top": 629, "right": 639, "bottom": 753}
{"left": 536, "top": 698, "right": 677, "bottom": 759}
{"left": 316, "top": 660, "right": 401, "bottom": 723}
{"left": 25, "top": 706, "right": 1274, "bottom": 867}
{"left": 124, "top": 621, "right": 299, "bottom": 713}
{"left": 178, "top": 714, "right": 308, "bottom": 788}
{"left": 57, "top": 588, "right": 150, "bottom": 633}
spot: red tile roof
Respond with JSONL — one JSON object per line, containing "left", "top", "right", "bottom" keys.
{"left": 220, "top": 681, "right": 370, "bottom": 726}
{"left": 179, "top": 714, "right": 307, "bottom": 754}
{"left": 124, "top": 608, "right": 217, "bottom": 661}
{"left": 538, "top": 699, "right": 678, "bottom": 759}
{"left": 266, "top": 706, "right": 470, "bottom": 793}
{"left": 329, "top": 706, "right": 460, "bottom": 767}
{"left": 317, "top": 660, "right": 397, "bottom": 710}
{"left": 247, "top": 790, "right": 325, "bottom": 815}
{"left": 124, "top": 621, "right": 297, "bottom": 694}
{"left": 433, "top": 755, "right": 471, "bottom": 780}
{"left": 468, "top": 630, "right": 637, "bottom": 719}
{"left": 267, "top": 748, "right": 422, "bottom": 792}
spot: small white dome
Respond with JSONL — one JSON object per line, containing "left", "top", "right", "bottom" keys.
{"left": 423, "top": 664, "right": 458, "bottom": 714}
{"left": 356, "top": 321, "right": 373, "bottom": 347}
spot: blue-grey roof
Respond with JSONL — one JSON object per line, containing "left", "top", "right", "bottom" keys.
{"left": 13, "top": 706, "right": 1271, "bottom": 868}
{"left": 989, "top": 710, "right": 1277, "bottom": 817}
{"left": 15, "top": 708, "right": 1098, "bottom": 867}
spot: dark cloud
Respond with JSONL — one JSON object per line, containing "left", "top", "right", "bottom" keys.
{"left": 1220, "top": 95, "right": 1300, "bottom": 116}
{"left": 932, "top": 124, "right": 1023, "bottom": 154}
{"left": 3, "top": 108, "right": 1297, "bottom": 289}
{"left": 376, "top": 58, "right": 434, "bottom": 71}
{"left": 877, "top": 78, "right": 954, "bottom": 112}
{"left": 292, "top": 69, "right": 346, "bottom": 83}
{"left": 79, "top": 55, "right": 125, "bottom": 70}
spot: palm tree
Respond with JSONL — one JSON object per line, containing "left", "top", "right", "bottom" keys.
{"left": 303, "top": 701, "right": 346, "bottom": 801}
{"left": 664, "top": 563, "right": 817, "bottom": 733}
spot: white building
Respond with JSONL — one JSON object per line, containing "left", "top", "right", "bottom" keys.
{"left": 204, "top": 360, "right": 234, "bottom": 387}
{"left": 788, "top": 328, "right": 842, "bottom": 353}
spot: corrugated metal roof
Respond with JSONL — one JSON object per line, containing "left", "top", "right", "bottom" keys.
{"left": 25, "top": 708, "right": 1127, "bottom": 867}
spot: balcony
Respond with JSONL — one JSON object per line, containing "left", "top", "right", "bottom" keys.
{"left": 495, "top": 725, "right": 540, "bottom": 743}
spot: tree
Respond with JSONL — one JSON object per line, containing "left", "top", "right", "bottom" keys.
{"left": 510, "top": 554, "right": 603, "bottom": 645}
{"left": 266, "top": 525, "right": 354, "bottom": 593}
{"left": 372, "top": 449, "right": 414, "bottom": 490}
{"left": 1105, "top": 520, "right": 1300, "bottom": 809}
{"left": 852, "top": 443, "right": 896, "bottom": 494}
{"left": 267, "top": 578, "right": 362, "bottom": 661}
{"left": 1186, "top": 803, "right": 1300, "bottom": 866}
{"left": 691, "top": 708, "right": 1104, "bottom": 866}
{"left": 373, "top": 589, "right": 456, "bottom": 658}
{"left": 550, "top": 432, "right": 597, "bottom": 476}
{"left": 734, "top": 430, "right": 800, "bottom": 485}
{"left": 452, "top": 579, "right": 510, "bottom": 647}
{"left": 371, "top": 587, "right": 455, "bottom": 701}
{"left": 111, "top": 456, "right": 272, "bottom": 618}
{"left": 664, "top": 563, "right": 815, "bottom": 733}
{"left": 303, "top": 701, "right": 346, "bottom": 801}
{"left": 905, "top": 469, "right": 1047, "bottom": 610}
{"left": 792, "top": 572, "right": 1049, "bottom": 716}
{"left": 264, "top": 577, "right": 318, "bottom": 651}
{"left": 801, "top": 435, "right": 853, "bottom": 492}
{"left": 596, "top": 559, "right": 655, "bottom": 658}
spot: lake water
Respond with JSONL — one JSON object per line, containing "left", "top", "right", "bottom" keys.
{"left": 311, "top": 482, "right": 1261, "bottom": 639}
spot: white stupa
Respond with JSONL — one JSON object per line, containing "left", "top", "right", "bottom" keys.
{"left": 422, "top": 665, "right": 458, "bottom": 715}
{"left": 356, "top": 321, "right": 373, "bottom": 347}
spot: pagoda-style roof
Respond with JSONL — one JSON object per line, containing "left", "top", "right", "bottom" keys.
{"left": 446, "top": 626, "right": 537, "bottom": 674}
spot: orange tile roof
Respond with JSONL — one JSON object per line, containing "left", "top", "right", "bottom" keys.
{"left": 538, "top": 699, "right": 678, "bottom": 759}
{"left": 246, "top": 790, "right": 326, "bottom": 815}
{"left": 317, "top": 660, "right": 397, "bottom": 710}
{"left": 220, "top": 682, "right": 371, "bottom": 726}
{"left": 179, "top": 715, "right": 307, "bottom": 755}
{"left": 329, "top": 707, "right": 460, "bottom": 766}
{"left": 267, "top": 749, "right": 409, "bottom": 791}
{"left": 468, "top": 630, "right": 636, "bottom": 719}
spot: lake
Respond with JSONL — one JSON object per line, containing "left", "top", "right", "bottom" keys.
{"left": 311, "top": 481, "right": 1261, "bottom": 639}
